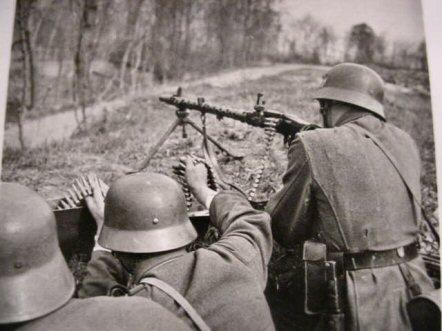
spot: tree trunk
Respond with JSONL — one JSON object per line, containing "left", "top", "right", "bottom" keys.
{"left": 242, "top": 0, "right": 252, "bottom": 65}
{"left": 130, "top": 39, "right": 143, "bottom": 94}
{"left": 152, "top": 0, "right": 165, "bottom": 83}
{"left": 44, "top": 12, "right": 61, "bottom": 60}
{"left": 17, "top": 107, "right": 26, "bottom": 151}
{"left": 16, "top": 0, "right": 36, "bottom": 150}
{"left": 18, "top": 0, "right": 35, "bottom": 111}
{"left": 55, "top": 46, "right": 65, "bottom": 103}
{"left": 73, "top": 0, "right": 90, "bottom": 124}
{"left": 118, "top": 41, "right": 132, "bottom": 91}
{"left": 119, "top": 0, "right": 145, "bottom": 91}
{"left": 181, "top": 0, "right": 192, "bottom": 74}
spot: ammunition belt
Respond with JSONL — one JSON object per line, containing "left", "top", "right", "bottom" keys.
{"left": 328, "top": 242, "right": 419, "bottom": 271}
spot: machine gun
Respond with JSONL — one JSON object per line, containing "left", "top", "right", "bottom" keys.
{"left": 154, "top": 89, "right": 318, "bottom": 201}
{"left": 136, "top": 88, "right": 318, "bottom": 172}
{"left": 159, "top": 91, "right": 318, "bottom": 145}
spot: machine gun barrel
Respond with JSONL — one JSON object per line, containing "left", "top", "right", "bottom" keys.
{"left": 159, "top": 95, "right": 316, "bottom": 140}
{"left": 159, "top": 96, "right": 264, "bottom": 125}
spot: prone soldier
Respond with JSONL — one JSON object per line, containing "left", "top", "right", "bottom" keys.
{"left": 78, "top": 160, "right": 275, "bottom": 331}
{"left": 266, "top": 63, "right": 435, "bottom": 330}
{"left": 0, "top": 182, "right": 191, "bottom": 331}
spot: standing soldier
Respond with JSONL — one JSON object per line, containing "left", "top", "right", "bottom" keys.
{"left": 267, "top": 63, "right": 434, "bottom": 330}
{"left": 78, "top": 164, "right": 275, "bottom": 331}
{"left": 0, "top": 182, "right": 191, "bottom": 331}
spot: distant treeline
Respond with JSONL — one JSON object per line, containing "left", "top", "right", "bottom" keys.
{"left": 7, "top": 0, "right": 427, "bottom": 150}
{"left": 277, "top": 15, "right": 427, "bottom": 71}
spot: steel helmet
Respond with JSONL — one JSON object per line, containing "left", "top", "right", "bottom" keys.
{"left": 313, "top": 63, "right": 385, "bottom": 119}
{"left": 0, "top": 183, "right": 75, "bottom": 324}
{"left": 99, "top": 173, "right": 197, "bottom": 253}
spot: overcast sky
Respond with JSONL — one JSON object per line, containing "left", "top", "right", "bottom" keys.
{"left": 278, "top": 0, "right": 425, "bottom": 43}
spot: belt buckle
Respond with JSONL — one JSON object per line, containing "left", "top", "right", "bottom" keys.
{"left": 396, "top": 247, "right": 405, "bottom": 258}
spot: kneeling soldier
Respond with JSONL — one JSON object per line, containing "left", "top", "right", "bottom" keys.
{"left": 267, "top": 63, "right": 435, "bottom": 330}
{"left": 0, "top": 182, "right": 190, "bottom": 331}
{"left": 78, "top": 160, "right": 275, "bottom": 331}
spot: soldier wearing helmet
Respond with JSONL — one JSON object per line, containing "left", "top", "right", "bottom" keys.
{"left": 266, "top": 63, "right": 434, "bottom": 330}
{"left": 78, "top": 165, "right": 275, "bottom": 331}
{"left": 0, "top": 182, "right": 191, "bottom": 331}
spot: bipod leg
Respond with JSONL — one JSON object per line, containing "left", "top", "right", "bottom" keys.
{"left": 185, "top": 119, "right": 243, "bottom": 160}
{"left": 136, "top": 118, "right": 181, "bottom": 172}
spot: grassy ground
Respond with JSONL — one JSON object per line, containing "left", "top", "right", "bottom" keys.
{"left": 2, "top": 67, "right": 438, "bottom": 323}
{"left": 1, "top": 66, "right": 438, "bottom": 331}
{"left": 2, "top": 66, "right": 437, "bottom": 215}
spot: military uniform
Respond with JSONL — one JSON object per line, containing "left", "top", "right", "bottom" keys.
{"left": 0, "top": 182, "right": 191, "bottom": 331}
{"left": 3, "top": 296, "right": 191, "bottom": 331}
{"left": 267, "top": 113, "right": 434, "bottom": 330}
{"left": 79, "top": 191, "right": 275, "bottom": 331}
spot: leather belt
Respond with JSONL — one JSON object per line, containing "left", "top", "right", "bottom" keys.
{"left": 328, "top": 242, "right": 419, "bottom": 271}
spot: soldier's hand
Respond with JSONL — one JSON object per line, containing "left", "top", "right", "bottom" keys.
{"left": 84, "top": 174, "right": 107, "bottom": 232}
{"left": 185, "top": 156, "right": 208, "bottom": 190}
{"left": 184, "top": 156, "right": 215, "bottom": 207}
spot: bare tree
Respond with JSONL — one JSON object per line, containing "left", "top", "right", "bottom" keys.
{"left": 316, "top": 26, "right": 336, "bottom": 64}
{"left": 6, "top": 0, "right": 282, "bottom": 133}
{"left": 72, "top": 0, "right": 97, "bottom": 123}
{"left": 373, "top": 33, "right": 387, "bottom": 65}
{"left": 347, "top": 23, "right": 376, "bottom": 63}
{"left": 15, "top": 0, "right": 36, "bottom": 150}
{"left": 118, "top": 0, "right": 145, "bottom": 90}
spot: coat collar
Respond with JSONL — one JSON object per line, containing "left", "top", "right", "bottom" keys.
{"left": 335, "top": 111, "right": 384, "bottom": 134}
{"left": 334, "top": 109, "right": 370, "bottom": 127}
{"left": 134, "top": 253, "right": 185, "bottom": 283}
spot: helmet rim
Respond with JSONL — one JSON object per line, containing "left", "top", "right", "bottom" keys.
{"left": 0, "top": 183, "right": 76, "bottom": 324}
{"left": 313, "top": 86, "right": 385, "bottom": 119}
{"left": 101, "top": 173, "right": 197, "bottom": 253}
{"left": 98, "top": 217, "right": 197, "bottom": 253}
{"left": 0, "top": 250, "right": 75, "bottom": 324}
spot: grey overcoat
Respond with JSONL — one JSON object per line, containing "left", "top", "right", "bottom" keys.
{"left": 267, "top": 114, "right": 434, "bottom": 330}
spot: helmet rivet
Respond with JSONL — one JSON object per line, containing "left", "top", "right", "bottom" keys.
{"left": 14, "top": 262, "right": 23, "bottom": 269}
{"left": 153, "top": 218, "right": 159, "bottom": 224}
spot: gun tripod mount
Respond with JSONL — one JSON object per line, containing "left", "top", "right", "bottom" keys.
{"left": 136, "top": 89, "right": 243, "bottom": 172}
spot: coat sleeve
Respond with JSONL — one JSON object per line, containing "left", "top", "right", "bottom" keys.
{"left": 266, "top": 138, "right": 315, "bottom": 247}
{"left": 77, "top": 250, "right": 129, "bottom": 298}
{"left": 208, "top": 191, "right": 273, "bottom": 287}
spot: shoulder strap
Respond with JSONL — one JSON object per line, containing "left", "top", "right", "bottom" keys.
{"left": 139, "top": 277, "right": 211, "bottom": 331}
{"left": 350, "top": 124, "right": 439, "bottom": 244}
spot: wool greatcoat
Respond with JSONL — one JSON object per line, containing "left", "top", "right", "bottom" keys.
{"left": 266, "top": 113, "right": 434, "bottom": 331}
{"left": 2, "top": 296, "right": 191, "bottom": 331}
{"left": 78, "top": 191, "right": 275, "bottom": 331}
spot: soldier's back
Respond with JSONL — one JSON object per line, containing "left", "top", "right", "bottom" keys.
{"left": 297, "top": 115, "right": 435, "bottom": 330}
{"left": 4, "top": 296, "right": 190, "bottom": 331}
{"left": 298, "top": 115, "right": 420, "bottom": 252}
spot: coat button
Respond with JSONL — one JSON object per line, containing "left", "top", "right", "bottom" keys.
{"left": 397, "top": 247, "right": 405, "bottom": 258}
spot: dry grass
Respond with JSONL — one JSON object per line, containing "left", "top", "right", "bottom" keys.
{"left": 1, "top": 67, "right": 438, "bottom": 331}
{"left": 2, "top": 67, "right": 436, "bottom": 215}
{"left": 2, "top": 66, "right": 438, "bottom": 308}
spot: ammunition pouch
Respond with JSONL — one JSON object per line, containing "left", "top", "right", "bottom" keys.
{"left": 272, "top": 241, "right": 424, "bottom": 331}
{"left": 274, "top": 241, "right": 344, "bottom": 318}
